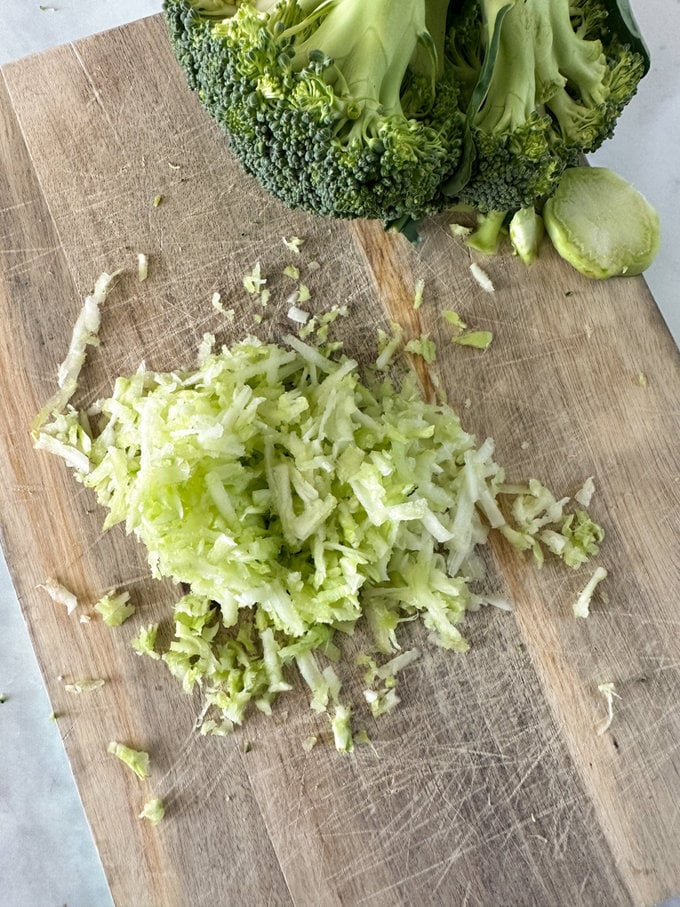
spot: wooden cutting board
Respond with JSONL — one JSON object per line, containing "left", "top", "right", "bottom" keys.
{"left": 1, "top": 15, "right": 679, "bottom": 907}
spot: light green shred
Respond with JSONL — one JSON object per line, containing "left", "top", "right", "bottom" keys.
{"left": 153, "top": 195, "right": 163, "bottom": 208}
{"left": 64, "top": 679, "right": 105, "bottom": 694}
{"left": 94, "top": 590, "right": 135, "bottom": 627}
{"left": 375, "top": 321, "right": 404, "bottom": 370}
{"left": 302, "top": 735, "right": 317, "bottom": 752}
{"left": 243, "top": 262, "right": 266, "bottom": 295}
{"left": 139, "top": 797, "right": 165, "bottom": 825}
{"left": 453, "top": 331, "right": 493, "bottom": 350}
{"left": 331, "top": 704, "right": 354, "bottom": 753}
{"left": 283, "top": 236, "right": 304, "bottom": 254}
{"left": 108, "top": 741, "right": 150, "bottom": 779}
{"left": 413, "top": 278, "right": 425, "bottom": 310}
{"left": 283, "top": 265, "right": 300, "bottom": 280}
{"left": 199, "top": 718, "right": 234, "bottom": 737}
{"left": 404, "top": 335, "right": 436, "bottom": 363}
{"left": 442, "top": 310, "right": 467, "bottom": 332}
{"left": 131, "top": 624, "right": 161, "bottom": 659}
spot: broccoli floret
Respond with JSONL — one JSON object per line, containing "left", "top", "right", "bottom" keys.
{"left": 164, "top": 0, "right": 467, "bottom": 222}
{"left": 445, "top": 0, "right": 647, "bottom": 215}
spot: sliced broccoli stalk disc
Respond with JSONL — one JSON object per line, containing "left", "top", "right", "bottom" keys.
{"left": 543, "top": 167, "right": 660, "bottom": 279}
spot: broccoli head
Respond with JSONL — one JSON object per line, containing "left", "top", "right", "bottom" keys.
{"left": 445, "top": 0, "right": 648, "bottom": 216}
{"left": 164, "top": 0, "right": 467, "bottom": 222}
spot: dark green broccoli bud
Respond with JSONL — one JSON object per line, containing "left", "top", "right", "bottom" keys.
{"left": 445, "top": 0, "right": 647, "bottom": 214}
{"left": 164, "top": 0, "right": 467, "bottom": 222}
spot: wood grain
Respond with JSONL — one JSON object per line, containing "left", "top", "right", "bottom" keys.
{"left": 0, "top": 14, "right": 678, "bottom": 907}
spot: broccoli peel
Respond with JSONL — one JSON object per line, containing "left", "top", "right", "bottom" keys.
{"left": 164, "top": 0, "right": 466, "bottom": 222}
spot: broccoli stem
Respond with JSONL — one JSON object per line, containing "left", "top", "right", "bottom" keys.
{"left": 476, "top": 2, "right": 538, "bottom": 132}
{"left": 466, "top": 209, "right": 508, "bottom": 254}
{"left": 289, "top": 0, "right": 436, "bottom": 121}
{"left": 476, "top": 0, "right": 609, "bottom": 135}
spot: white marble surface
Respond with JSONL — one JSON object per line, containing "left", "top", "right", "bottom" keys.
{"left": 0, "top": 3, "right": 678, "bottom": 906}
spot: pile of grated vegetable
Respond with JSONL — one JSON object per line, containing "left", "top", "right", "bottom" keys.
{"left": 33, "top": 270, "right": 603, "bottom": 751}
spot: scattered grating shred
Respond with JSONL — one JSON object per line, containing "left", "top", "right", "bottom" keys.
{"left": 108, "top": 741, "right": 150, "bottom": 779}
{"left": 450, "top": 223, "right": 472, "bottom": 238}
{"left": 288, "top": 305, "right": 311, "bottom": 325}
{"left": 453, "top": 331, "right": 493, "bottom": 350}
{"left": 413, "top": 278, "right": 425, "bottom": 310}
{"left": 94, "top": 589, "right": 135, "bottom": 627}
{"left": 197, "top": 332, "right": 215, "bottom": 365}
{"left": 32, "top": 269, "right": 121, "bottom": 438}
{"left": 375, "top": 321, "right": 404, "bottom": 370}
{"left": 404, "top": 335, "right": 436, "bottom": 363}
{"left": 596, "top": 682, "right": 621, "bottom": 735}
{"left": 38, "top": 578, "right": 78, "bottom": 615}
{"left": 442, "top": 310, "right": 467, "bottom": 332}
{"left": 137, "top": 253, "right": 149, "bottom": 283}
{"left": 139, "top": 798, "right": 165, "bottom": 825}
{"left": 283, "top": 236, "right": 304, "bottom": 254}
{"left": 131, "top": 624, "right": 161, "bottom": 660}
{"left": 243, "top": 262, "right": 266, "bottom": 295}
{"left": 638, "top": 372, "right": 648, "bottom": 387}
{"left": 573, "top": 565, "right": 608, "bottom": 618}
{"left": 470, "top": 262, "right": 495, "bottom": 293}
{"left": 302, "top": 735, "right": 317, "bottom": 752}
{"left": 574, "top": 476, "right": 596, "bottom": 508}
{"left": 283, "top": 265, "right": 300, "bottom": 281}
{"left": 211, "top": 291, "right": 223, "bottom": 311}
{"left": 153, "top": 195, "right": 163, "bottom": 208}
{"left": 64, "top": 679, "right": 105, "bottom": 694}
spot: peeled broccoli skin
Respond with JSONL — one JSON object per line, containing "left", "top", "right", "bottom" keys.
{"left": 164, "top": 0, "right": 467, "bottom": 222}
{"left": 445, "top": 0, "right": 647, "bottom": 216}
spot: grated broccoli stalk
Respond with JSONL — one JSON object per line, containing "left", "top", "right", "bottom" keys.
{"left": 34, "top": 271, "right": 606, "bottom": 751}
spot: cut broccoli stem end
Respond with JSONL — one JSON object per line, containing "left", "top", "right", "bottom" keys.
{"left": 466, "top": 209, "right": 508, "bottom": 254}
